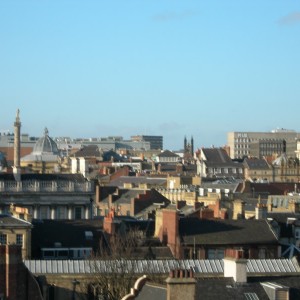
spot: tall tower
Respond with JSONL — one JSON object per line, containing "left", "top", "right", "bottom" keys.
{"left": 191, "top": 136, "right": 194, "bottom": 155}
{"left": 13, "top": 109, "right": 21, "bottom": 181}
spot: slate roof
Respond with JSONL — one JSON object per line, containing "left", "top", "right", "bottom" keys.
{"left": 267, "top": 212, "right": 300, "bottom": 224}
{"left": 101, "top": 189, "right": 143, "bottom": 205}
{"left": 0, "top": 214, "right": 32, "bottom": 227}
{"left": 244, "top": 158, "right": 271, "bottom": 170}
{"left": 247, "top": 183, "right": 300, "bottom": 196}
{"left": 72, "top": 145, "right": 102, "bottom": 158}
{"left": 200, "top": 179, "right": 242, "bottom": 193}
{"left": 136, "top": 284, "right": 166, "bottom": 300}
{"left": 196, "top": 277, "right": 269, "bottom": 300}
{"left": 102, "top": 150, "right": 126, "bottom": 162}
{"left": 179, "top": 218, "right": 278, "bottom": 246}
{"left": 157, "top": 150, "right": 179, "bottom": 158}
{"left": 202, "top": 148, "right": 232, "bottom": 163}
{"left": 100, "top": 189, "right": 170, "bottom": 218}
{"left": 136, "top": 275, "right": 300, "bottom": 300}
{"left": 201, "top": 148, "right": 244, "bottom": 170}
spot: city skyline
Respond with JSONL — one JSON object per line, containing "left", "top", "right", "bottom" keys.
{"left": 1, "top": 1, "right": 300, "bottom": 150}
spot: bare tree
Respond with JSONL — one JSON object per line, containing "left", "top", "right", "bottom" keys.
{"left": 86, "top": 228, "right": 143, "bottom": 300}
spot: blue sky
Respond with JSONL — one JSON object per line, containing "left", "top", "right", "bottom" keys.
{"left": 1, "top": 0, "right": 300, "bottom": 150}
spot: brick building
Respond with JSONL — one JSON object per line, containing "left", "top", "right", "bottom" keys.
{"left": 0, "top": 245, "right": 43, "bottom": 300}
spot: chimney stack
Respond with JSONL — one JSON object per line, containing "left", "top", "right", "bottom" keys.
{"left": 233, "top": 199, "right": 245, "bottom": 220}
{"left": 223, "top": 249, "right": 247, "bottom": 283}
{"left": 166, "top": 269, "right": 196, "bottom": 300}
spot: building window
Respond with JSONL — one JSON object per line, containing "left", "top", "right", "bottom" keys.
{"left": 208, "top": 248, "right": 224, "bottom": 259}
{"left": 74, "top": 207, "right": 82, "bottom": 220}
{"left": 57, "top": 207, "right": 66, "bottom": 219}
{"left": 16, "top": 234, "right": 23, "bottom": 247}
{"left": 40, "top": 206, "right": 48, "bottom": 219}
{"left": 0, "top": 234, "right": 7, "bottom": 245}
{"left": 258, "top": 248, "right": 266, "bottom": 259}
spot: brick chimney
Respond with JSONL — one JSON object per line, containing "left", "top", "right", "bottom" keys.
{"left": 156, "top": 209, "right": 180, "bottom": 258}
{"left": 103, "top": 208, "right": 116, "bottom": 235}
{"left": 166, "top": 269, "right": 196, "bottom": 300}
{"left": 0, "top": 245, "right": 22, "bottom": 299}
{"left": 223, "top": 249, "right": 247, "bottom": 283}
{"left": 213, "top": 198, "right": 220, "bottom": 218}
{"left": 199, "top": 207, "right": 214, "bottom": 219}
{"left": 0, "top": 245, "right": 43, "bottom": 300}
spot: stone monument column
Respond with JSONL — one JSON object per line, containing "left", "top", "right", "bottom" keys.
{"left": 13, "top": 109, "right": 21, "bottom": 181}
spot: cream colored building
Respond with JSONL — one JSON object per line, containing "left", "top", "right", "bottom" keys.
{"left": 0, "top": 206, "right": 32, "bottom": 259}
{"left": 227, "top": 129, "right": 300, "bottom": 159}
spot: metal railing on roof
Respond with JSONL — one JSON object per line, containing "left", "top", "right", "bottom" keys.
{"left": 23, "top": 258, "right": 300, "bottom": 275}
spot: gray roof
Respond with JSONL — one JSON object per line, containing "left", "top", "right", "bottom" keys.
{"left": 179, "top": 219, "right": 278, "bottom": 246}
{"left": 136, "top": 284, "right": 166, "bottom": 300}
{"left": 137, "top": 276, "right": 300, "bottom": 300}
{"left": 32, "top": 128, "right": 59, "bottom": 155}
{"left": 101, "top": 189, "right": 144, "bottom": 205}
{"left": 0, "top": 214, "right": 32, "bottom": 227}
{"left": 157, "top": 150, "right": 179, "bottom": 158}
{"left": 244, "top": 158, "right": 271, "bottom": 170}
{"left": 21, "top": 128, "right": 59, "bottom": 162}
{"left": 202, "top": 148, "right": 232, "bottom": 163}
{"left": 24, "top": 258, "right": 300, "bottom": 275}
{"left": 73, "top": 145, "right": 102, "bottom": 158}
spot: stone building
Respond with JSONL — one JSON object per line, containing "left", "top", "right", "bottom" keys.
{"left": 0, "top": 173, "right": 94, "bottom": 220}
{"left": 21, "top": 127, "right": 64, "bottom": 173}
{"left": 0, "top": 207, "right": 32, "bottom": 259}
{"left": 0, "top": 245, "right": 43, "bottom": 300}
{"left": 227, "top": 129, "right": 300, "bottom": 159}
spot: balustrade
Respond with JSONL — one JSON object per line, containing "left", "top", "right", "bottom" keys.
{"left": 0, "top": 180, "right": 93, "bottom": 193}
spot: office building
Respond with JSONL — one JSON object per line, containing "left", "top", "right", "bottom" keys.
{"left": 131, "top": 135, "right": 163, "bottom": 150}
{"left": 227, "top": 129, "right": 300, "bottom": 159}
